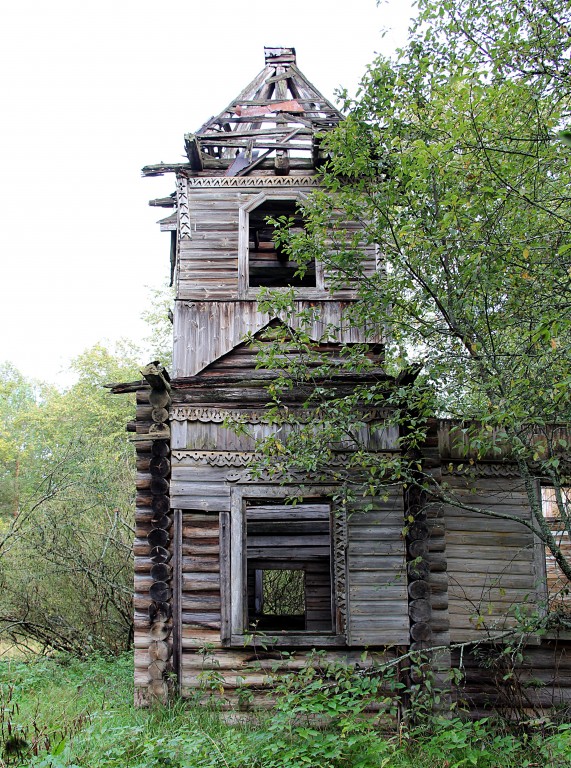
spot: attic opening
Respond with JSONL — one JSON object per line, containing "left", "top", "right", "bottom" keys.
{"left": 248, "top": 199, "right": 316, "bottom": 288}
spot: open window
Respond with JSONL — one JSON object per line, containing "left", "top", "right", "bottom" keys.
{"left": 541, "top": 486, "right": 571, "bottom": 611}
{"left": 248, "top": 200, "right": 315, "bottom": 288}
{"left": 226, "top": 489, "right": 344, "bottom": 645}
{"left": 246, "top": 499, "right": 333, "bottom": 632}
{"left": 238, "top": 192, "right": 320, "bottom": 296}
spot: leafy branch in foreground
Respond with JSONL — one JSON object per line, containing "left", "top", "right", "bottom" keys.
{"left": 255, "top": 0, "right": 571, "bottom": 595}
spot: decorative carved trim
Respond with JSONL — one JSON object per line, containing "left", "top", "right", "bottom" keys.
{"left": 333, "top": 506, "right": 348, "bottom": 635}
{"left": 184, "top": 176, "right": 321, "bottom": 188}
{"left": 224, "top": 467, "right": 338, "bottom": 484}
{"left": 170, "top": 405, "right": 391, "bottom": 425}
{"left": 442, "top": 462, "right": 521, "bottom": 477}
{"left": 171, "top": 449, "right": 397, "bottom": 469}
{"left": 171, "top": 406, "right": 271, "bottom": 424}
{"left": 172, "top": 450, "right": 255, "bottom": 467}
{"left": 177, "top": 176, "right": 191, "bottom": 240}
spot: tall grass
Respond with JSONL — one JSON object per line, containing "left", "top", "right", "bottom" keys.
{"left": 0, "top": 653, "right": 570, "bottom": 767}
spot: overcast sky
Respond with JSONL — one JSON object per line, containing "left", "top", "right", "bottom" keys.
{"left": 0, "top": 0, "right": 413, "bottom": 387}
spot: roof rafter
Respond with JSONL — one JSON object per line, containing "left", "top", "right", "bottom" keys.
{"left": 184, "top": 47, "right": 343, "bottom": 176}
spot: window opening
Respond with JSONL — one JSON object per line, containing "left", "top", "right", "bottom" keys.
{"left": 248, "top": 200, "right": 315, "bottom": 288}
{"left": 245, "top": 500, "right": 333, "bottom": 633}
{"left": 251, "top": 569, "right": 306, "bottom": 631}
{"left": 541, "top": 486, "right": 571, "bottom": 611}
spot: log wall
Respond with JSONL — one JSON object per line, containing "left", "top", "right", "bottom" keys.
{"left": 133, "top": 388, "right": 174, "bottom": 704}
{"left": 133, "top": 366, "right": 174, "bottom": 705}
{"left": 451, "top": 640, "right": 571, "bottom": 716}
{"left": 129, "top": 385, "right": 571, "bottom": 712}
{"left": 444, "top": 472, "right": 543, "bottom": 643}
{"left": 129, "top": 372, "right": 569, "bottom": 712}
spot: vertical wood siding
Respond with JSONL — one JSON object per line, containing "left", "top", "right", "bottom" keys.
{"left": 172, "top": 300, "right": 383, "bottom": 377}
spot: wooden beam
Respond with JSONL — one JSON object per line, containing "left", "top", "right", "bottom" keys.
{"left": 184, "top": 134, "right": 204, "bottom": 171}
{"left": 149, "top": 196, "right": 176, "bottom": 208}
{"left": 141, "top": 163, "right": 192, "bottom": 177}
{"left": 234, "top": 128, "right": 302, "bottom": 177}
{"left": 274, "top": 149, "right": 290, "bottom": 176}
{"left": 141, "top": 362, "right": 171, "bottom": 393}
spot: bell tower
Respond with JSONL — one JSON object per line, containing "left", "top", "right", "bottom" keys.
{"left": 135, "top": 49, "right": 408, "bottom": 708}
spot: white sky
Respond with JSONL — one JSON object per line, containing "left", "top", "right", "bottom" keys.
{"left": 0, "top": 0, "right": 413, "bottom": 387}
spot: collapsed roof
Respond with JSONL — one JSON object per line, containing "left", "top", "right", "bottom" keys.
{"left": 143, "top": 47, "right": 344, "bottom": 178}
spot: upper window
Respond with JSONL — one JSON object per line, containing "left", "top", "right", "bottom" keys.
{"left": 248, "top": 200, "right": 315, "bottom": 289}
{"left": 238, "top": 192, "right": 321, "bottom": 297}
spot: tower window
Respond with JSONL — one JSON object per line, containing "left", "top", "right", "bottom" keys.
{"left": 247, "top": 199, "right": 316, "bottom": 289}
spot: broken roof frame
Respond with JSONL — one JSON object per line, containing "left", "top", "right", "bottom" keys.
{"left": 143, "top": 47, "right": 344, "bottom": 179}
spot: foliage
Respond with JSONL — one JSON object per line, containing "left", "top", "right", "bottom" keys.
{"left": 0, "top": 345, "right": 141, "bottom": 655}
{"left": 1, "top": 653, "right": 570, "bottom": 767}
{"left": 0, "top": 364, "right": 55, "bottom": 521}
{"left": 140, "top": 283, "right": 175, "bottom": 369}
{"left": 260, "top": 570, "right": 305, "bottom": 617}
{"left": 256, "top": 0, "right": 571, "bottom": 588}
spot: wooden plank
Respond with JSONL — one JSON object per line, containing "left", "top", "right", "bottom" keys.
{"left": 181, "top": 556, "right": 220, "bottom": 573}
{"left": 347, "top": 489, "right": 409, "bottom": 645}
{"left": 230, "top": 633, "right": 345, "bottom": 647}
{"left": 220, "top": 510, "right": 231, "bottom": 644}
{"left": 181, "top": 595, "right": 221, "bottom": 611}
{"left": 446, "top": 557, "right": 536, "bottom": 576}
{"left": 230, "top": 490, "right": 246, "bottom": 635}
{"left": 173, "top": 495, "right": 230, "bottom": 512}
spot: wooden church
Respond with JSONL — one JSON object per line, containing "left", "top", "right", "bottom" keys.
{"left": 117, "top": 47, "right": 571, "bottom": 713}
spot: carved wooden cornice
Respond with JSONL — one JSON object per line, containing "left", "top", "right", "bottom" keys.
{"left": 442, "top": 462, "right": 521, "bottom": 477}
{"left": 171, "top": 449, "right": 393, "bottom": 469}
{"left": 183, "top": 175, "right": 321, "bottom": 188}
{"left": 172, "top": 450, "right": 254, "bottom": 467}
{"left": 170, "top": 405, "right": 392, "bottom": 424}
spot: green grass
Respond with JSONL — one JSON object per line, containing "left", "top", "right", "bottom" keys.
{"left": 0, "top": 653, "right": 570, "bottom": 767}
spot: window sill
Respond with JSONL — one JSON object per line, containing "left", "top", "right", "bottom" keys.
{"left": 241, "top": 288, "right": 357, "bottom": 301}
{"left": 230, "top": 633, "right": 346, "bottom": 648}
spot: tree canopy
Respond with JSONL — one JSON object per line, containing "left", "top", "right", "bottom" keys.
{"left": 258, "top": 0, "right": 571, "bottom": 592}
{"left": 0, "top": 345, "right": 143, "bottom": 654}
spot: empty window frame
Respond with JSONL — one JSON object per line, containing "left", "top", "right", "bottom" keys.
{"left": 226, "top": 491, "right": 341, "bottom": 644}
{"left": 248, "top": 200, "right": 315, "bottom": 288}
{"left": 541, "top": 486, "right": 571, "bottom": 610}
{"left": 238, "top": 192, "right": 321, "bottom": 296}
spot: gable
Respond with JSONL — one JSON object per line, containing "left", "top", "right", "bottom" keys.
{"left": 172, "top": 300, "right": 383, "bottom": 378}
{"left": 199, "top": 318, "right": 364, "bottom": 378}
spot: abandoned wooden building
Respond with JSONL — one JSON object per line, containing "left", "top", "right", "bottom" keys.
{"left": 116, "top": 47, "right": 571, "bottom": 713}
